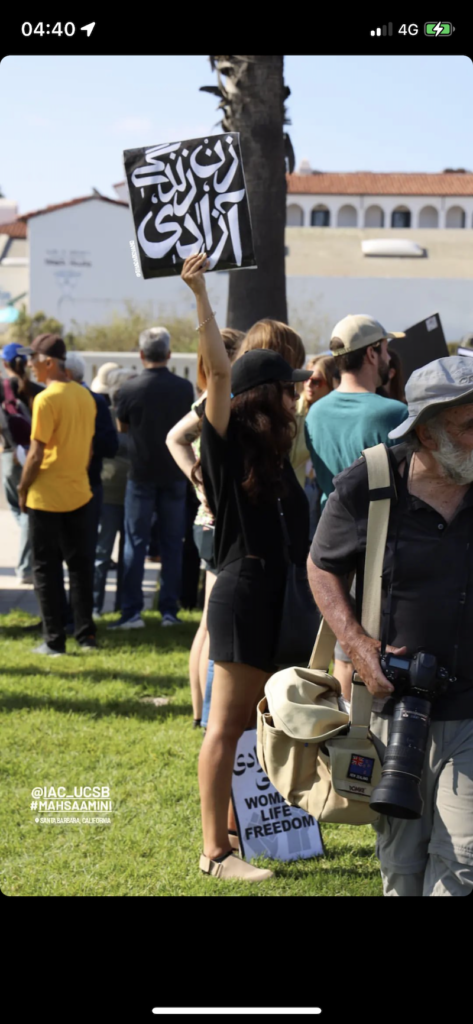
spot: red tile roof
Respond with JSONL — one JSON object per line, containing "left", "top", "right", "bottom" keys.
{"left": 287, "top": 172, "right": 473, "bottom": 196}
{"left": 0, "top": 220, "right": 27, "bottom": 238}
{"left": 18, "top": 195, "right": 128, "bottom": 221}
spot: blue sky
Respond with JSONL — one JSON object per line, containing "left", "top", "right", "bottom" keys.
{"left": 1, "top": 54, "right": 471, "bottom": 213}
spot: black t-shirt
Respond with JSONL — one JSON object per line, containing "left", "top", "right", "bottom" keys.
{"left": 310, "top": 442, "right": 473, "bottom": 720}
{"left": 115, "top": 367, "right": 194, "bottom": 486}
{"left": 0, "top": 377, "right": 44, "bottom": 451}
{"left": 200, "top": 413, "right": 309, "bottom": 572}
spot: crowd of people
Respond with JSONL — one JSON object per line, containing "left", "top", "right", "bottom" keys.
{"left": 1, "top": 252, "right": 472, "bottom": 896}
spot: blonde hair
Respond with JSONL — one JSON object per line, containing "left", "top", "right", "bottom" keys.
{"left": 306, "top": 354, "right": 338, "bottom": 390}
{"left": 240, "top": 319, "right": 306, "bottom": 370}
{"left": 300, "top": 354, "right": 339, "bottom": 413}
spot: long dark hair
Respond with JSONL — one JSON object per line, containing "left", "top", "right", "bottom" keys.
{"left": 193, "top": 380, "right": 296, "bottom": 504}
{"left": 5, "top": 356, "right": 36, "bottom": 408}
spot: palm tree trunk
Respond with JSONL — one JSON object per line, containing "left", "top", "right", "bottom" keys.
{"left": 203, "top": 56, "right": 289, "bottom": 331}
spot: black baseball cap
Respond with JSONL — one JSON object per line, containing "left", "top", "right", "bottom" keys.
{"left": 25, "top": 333, "right": 66, "bottom": 359}
{"left": 231, "top": 349, "right": 312, "bottom": 397}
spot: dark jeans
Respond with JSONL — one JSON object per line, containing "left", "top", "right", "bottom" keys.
{"left": 93, "top": 503, "right": 125, "bottom": 614}
{"left": 1, "top": 450, "right": 32, "bottom": 577}
{"left": 29, "top": 500, "right": 96, "bottom": 651}
{"left": 61, "top": 482, "right": 103, "bottom": 627}
{"left": 121, "top": 479, "right": 187, "bottom": 619}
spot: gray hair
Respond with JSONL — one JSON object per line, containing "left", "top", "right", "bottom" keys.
{"left": 401, "top": 409, "right": 446, "bottom": 456}
{"left": 65, "top": 351, "right": 86, "bottom": 382}
{"left": 139, "top": 327, "right": 171, "bottom": 363}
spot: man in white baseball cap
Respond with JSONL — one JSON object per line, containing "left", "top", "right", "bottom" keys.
{"left": 308, "top": 355, "right": 473, "bottom": 896}
{"left": 305, "top": 314, "right": 409, "bottom": 699}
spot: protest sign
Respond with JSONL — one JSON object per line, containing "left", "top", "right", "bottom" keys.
{"left": 231, "top": 729, "right": 324, "bottom": 863}
{"left": 123, "top": 133, "right": 256, "bottom": 279}
{"left": 388, "top": 312, "right": 449, "bottom": 381}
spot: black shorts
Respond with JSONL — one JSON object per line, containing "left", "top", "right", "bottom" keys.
{"left": 207, "top": 557, "right": 286, "bottom": 673}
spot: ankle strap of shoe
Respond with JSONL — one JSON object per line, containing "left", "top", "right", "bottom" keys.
{"left": 200, "top": 855, "right": 224, "bottom": 877}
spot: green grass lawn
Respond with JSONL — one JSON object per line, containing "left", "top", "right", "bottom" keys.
{"left": 0, "top": 608, "right": 383, "bottom": 896}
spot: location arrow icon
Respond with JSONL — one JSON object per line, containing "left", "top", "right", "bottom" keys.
{"left": 80, "top": 22, "right": 95, "bottom": 36}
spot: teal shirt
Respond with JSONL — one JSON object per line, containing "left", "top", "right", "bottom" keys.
{"left": 304, "top": 390, "right": 409, "bottom": 507}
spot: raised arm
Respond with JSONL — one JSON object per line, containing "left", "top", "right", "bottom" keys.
{"left": 181, "top": 253, "right": 231, "bottom": 438}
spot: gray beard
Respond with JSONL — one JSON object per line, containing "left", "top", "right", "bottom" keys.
{"left": 430, "top": 423, "right": 473, "bottom": 485}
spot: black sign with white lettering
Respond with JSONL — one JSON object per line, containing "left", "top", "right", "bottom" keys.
{"left": 123, "top": 133, "right": 256, "bottom": 279}
{"left": 388, "top": 312, "right": 449, "bottom": 381}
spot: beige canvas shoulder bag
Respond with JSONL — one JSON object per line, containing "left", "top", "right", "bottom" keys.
{"left": 256, "top": 443, "right": 393, "bottom": 825}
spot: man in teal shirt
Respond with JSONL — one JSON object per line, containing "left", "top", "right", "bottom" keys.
{"left": 305, "top": 314, "right": 409, "bottom": 509}
{"left": 305, "top": 313, "right": 409, "bottom": 699}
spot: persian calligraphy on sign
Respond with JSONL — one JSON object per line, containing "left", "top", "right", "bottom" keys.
{"left": 123, "top": 133, "right": 256, "bottom": 279}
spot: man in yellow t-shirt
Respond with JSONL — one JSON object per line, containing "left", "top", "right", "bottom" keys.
{"left": 18, "top": 334, "right": 97, "bottom": 656}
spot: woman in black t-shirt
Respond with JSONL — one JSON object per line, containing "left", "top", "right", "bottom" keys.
{"left": 181, "top": 253, "right": 312, "bottom": 883}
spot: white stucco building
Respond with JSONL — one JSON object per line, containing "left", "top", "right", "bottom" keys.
{"left": 285, "top": 166, "right": 473, "bottom": 230}
{"left": 1, "top": 167, "right": 472, "bottom": 346}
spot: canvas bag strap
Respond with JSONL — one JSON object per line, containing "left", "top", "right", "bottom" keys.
{"left": 350, "top": 443, "right": 392, "bottom": 735}
{"left": 308, "top": 445, "right": 391, "bottom": 705}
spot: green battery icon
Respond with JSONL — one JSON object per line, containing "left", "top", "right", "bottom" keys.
{"left": 424, "top": 22, "right": 454, "bottom": 35}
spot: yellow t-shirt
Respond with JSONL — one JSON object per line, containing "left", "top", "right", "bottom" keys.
{"left": 27, "top": 381, "right": 96, "bottom": 512}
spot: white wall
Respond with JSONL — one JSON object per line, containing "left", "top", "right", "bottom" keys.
{"left": 28, "top": 199, "right": 228, "bottom": 331}
{"left": 79, "top": 351, "right": 198, "bottom": 389}
{"left": 287, "top": 193, "right": 473, "bottom": 229}
{"left": 0, "top": 200, "right": 18, "bottom": 226}
{"left": 286, "top": 276, "right": 471, "bottom": 348}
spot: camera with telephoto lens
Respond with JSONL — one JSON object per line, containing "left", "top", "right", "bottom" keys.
{"left": 369, "top": 651, "right": 453, "bottom": 820}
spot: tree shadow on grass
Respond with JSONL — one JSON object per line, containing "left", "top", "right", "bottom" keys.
{"left": 0, "top": 624, "right": 197, "bottom": 655}
{"left": 0, "top": 665, "right": 189, "bottom": 690}
{"left": 0, "top": 690, "right": 194, "bottom": 720}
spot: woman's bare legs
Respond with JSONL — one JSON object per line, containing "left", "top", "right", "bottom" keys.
{"left": 198, "top": 571, "right": 216, "bottom": 699}
{"left": 189, "top": 626, "right": 206, "bottom": 720}
{"left": 199, "top": 661, "right": 270, "bottom": 859}
{"left": 188, "top": 570, "right": 217, "bottom": 719}
{"left": 226, "top": 677, "right": 266, "bottom": 834}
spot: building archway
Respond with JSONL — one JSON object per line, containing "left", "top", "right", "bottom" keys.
{"left": 446, "top": 205, "right": 466, "bottom": 228}
{"left": 391, "top": 206, "right": 411, "bottom": 228}
{"left": 286, "top": 203, "right": 304, "bottom": 227}
{"left": 418, "top": 205, "right": 439, "bottom": 228}
{"left": 310, "top": 205, "right": 330, "bottom": 227}
{"left": 336, "top": 204, "right": 357, "bottom": 227}
{"left": 364, "top": 205, "right": 384, "bottom": 228}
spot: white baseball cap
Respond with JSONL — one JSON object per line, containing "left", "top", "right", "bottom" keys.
{"left": 329, "top": 314, "right": 405, "bottom": 356}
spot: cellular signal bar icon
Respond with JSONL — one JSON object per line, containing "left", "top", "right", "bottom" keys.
{"left": 371, "top": 23, "right": 393, "bottom": 35}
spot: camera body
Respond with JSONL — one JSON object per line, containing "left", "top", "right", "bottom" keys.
{"left": 380, "top": 651, "right": 451, "bottom": 701}
{"left": 370, "top": 651, "right": 453, "bottom": 820}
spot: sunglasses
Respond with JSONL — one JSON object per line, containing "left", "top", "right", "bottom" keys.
{"left": 281, "top": 383, "right": 298, "bottom": 399}
{"left": 306, "top": 377, "right": 326, "bottom": 387}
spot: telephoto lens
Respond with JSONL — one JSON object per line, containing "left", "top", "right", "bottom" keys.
{"left": 369, "top": 695, "right": 431, "bottom": 819}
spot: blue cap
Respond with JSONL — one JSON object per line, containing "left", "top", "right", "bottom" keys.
{"left": 2, "top": 342, "right": 28, "bottom": 363}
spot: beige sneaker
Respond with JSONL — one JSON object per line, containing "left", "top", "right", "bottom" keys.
{"left": 200, "top": 852, "right": 273, "bottom": 882}
{"left": 228, "top": 832, "right": 240, "bottom": 853}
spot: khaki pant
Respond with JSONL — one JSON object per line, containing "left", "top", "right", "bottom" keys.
{"left": 369, "top": 713, "right": 473, "bottom": 896}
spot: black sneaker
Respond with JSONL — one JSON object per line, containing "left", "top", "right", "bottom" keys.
{"left": 79, "top": 636, "right": 97, "bottom": 650}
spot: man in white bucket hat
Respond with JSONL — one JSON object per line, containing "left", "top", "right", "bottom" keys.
{"left": 308, "top": 356, "right": 473, "bottom": 896}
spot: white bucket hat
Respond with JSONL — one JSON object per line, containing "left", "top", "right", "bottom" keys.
{"left": 90, "top": 362, "right": 120, "bottom": 394}
{"left": 389, "top": 356, "right": 473, "bottom": 439}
